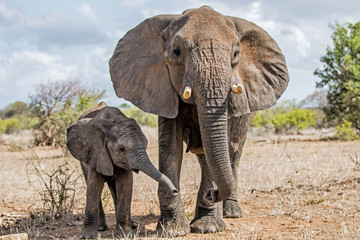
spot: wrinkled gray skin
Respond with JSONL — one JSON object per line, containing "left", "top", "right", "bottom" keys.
{"left": 109, "top": 6, "right": 289, "bottom": 236}
{"left": 66, "top": 102, "right": 178, "bottom": 238}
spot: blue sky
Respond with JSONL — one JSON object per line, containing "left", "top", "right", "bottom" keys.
{"left": 0, "top": 0, "right": 359, "bottom": 108}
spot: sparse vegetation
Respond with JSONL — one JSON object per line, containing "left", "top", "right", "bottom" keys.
{"left": 25, "top": 148, "right": 82, "bottom": 219}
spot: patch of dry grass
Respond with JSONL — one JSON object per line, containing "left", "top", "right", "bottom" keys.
{"left": 1, "top": 129, "right": 360, "bottom": 239}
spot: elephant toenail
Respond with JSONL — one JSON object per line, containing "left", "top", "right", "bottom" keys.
{"left": 208, "top": 226, "right": 217, "bottom": 233}
{"left": 194, "top": 227, "right": 205, "bottom": 233}
{"left": 167, "top": 230, "right": 176, "bottom": 237}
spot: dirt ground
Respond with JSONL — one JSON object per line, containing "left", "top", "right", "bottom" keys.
{"left": 0, "top": 128, "right": 360, "bottom": 239}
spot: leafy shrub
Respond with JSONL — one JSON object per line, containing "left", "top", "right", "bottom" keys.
{"left": 3, "top": 118, "right": 25, "bottom": 134}
{"left": 272, "top": 108, "right": 316, "bottom": 133}
{"left": 251, "top": 109, "right": 274, "bottom": 129}
{"left": 0, "top": 118, "right": 25, "bottom": 134}
{"left": 123, "top": 107, "right": 158, "bottom": 127}
{"left": 334, "top": 119, "right": 359, "bottom": 141}
{"left": 0, "top": 118, "right": 6, "bottom": 133}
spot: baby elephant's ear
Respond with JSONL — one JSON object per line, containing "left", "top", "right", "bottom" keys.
{"left": 66, "top": 118, "right": 113, "bottom": 176}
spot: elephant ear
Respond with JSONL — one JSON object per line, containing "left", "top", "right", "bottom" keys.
{"left": 228, "top": 17, "right": 290, "bottom": 117}
{"left": 66, "top": 118, "right": 113, "bottom": 176}
{"left": 109, "top": 15, "right": 179, "bottom": 119}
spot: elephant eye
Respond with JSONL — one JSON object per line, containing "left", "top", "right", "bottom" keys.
{"left": 232, "top": 49, "right": 240, "bottom": 68}
{"left": 173, "top": 46, "right": 181, "bottom": 57}
{"left": 119, "top": 147, "right": 126, "bottom": 153}
{"left": 234, "top": 50, "right": 240, "bottom": 58}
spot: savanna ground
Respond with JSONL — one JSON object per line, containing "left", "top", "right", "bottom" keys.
{"left": 0, "top": 127, "right": 359, "bottom": 239}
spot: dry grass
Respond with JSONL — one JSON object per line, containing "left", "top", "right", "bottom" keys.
{"left": 1, "top": 128, "right": 360, "bottom": 239}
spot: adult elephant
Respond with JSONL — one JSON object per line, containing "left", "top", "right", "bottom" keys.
{"left": 109, "top": 6, "right": 289, "bottom": 236}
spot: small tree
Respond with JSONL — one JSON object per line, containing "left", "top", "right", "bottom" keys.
{"left": 29, "top": 79, "right": 105, "bottom": 146}
{"left": 314, "top": 21, "right": 360, "bottom": 131}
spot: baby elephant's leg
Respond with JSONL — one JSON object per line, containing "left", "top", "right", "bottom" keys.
{"left": 81, "top": 170, "right": 105, "bottom": 239}
{"left": 98, "top": 200, "right": 108, "bottom": 231}
{"left": 114, "top": 170, "right": 134, "bottom": 238}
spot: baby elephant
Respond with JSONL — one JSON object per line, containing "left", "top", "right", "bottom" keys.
{"left": 67, "top": 102, "right": 177, "bottom": 238}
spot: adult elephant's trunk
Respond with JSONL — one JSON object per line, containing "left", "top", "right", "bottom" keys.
{"left": 129, "top": 149, "right": 178, "bottom": 196}
{"left": 197, "top": 98, "right": 234, "bottom": 203}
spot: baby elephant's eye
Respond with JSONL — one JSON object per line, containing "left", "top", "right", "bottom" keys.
{"left": 173, "top": 46, "right": 181, "bottom": 57}
{"left": 119, "top": 147, "right": 126, "bottom": 153}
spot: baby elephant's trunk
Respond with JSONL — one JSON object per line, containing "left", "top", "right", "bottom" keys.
{"left": 130, "top": 150, "right": 178, "bottom": 195}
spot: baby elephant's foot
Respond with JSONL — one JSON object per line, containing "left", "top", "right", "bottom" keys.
{"left": 80, "top": 227, "right": 98, "bottom": 239}
{"left": 223, "top": 199, "right": 243, "bottom": 218}
{"left": 115, "top": 225, "right": 133, "bottom": 238}
{"left": 190, "top": 207, "right": 226, "bottom": 233}
{"left": 156, "top": 210, "right": 190, "bottom": 237}
{"left": 97, "top": 222, "right": 108, "bottom": 231}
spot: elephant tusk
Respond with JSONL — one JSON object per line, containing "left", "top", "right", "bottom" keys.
{"left": 231, "top": 84, "right": 243, "bottom": 95}
{"left": 183, "top": 86, "right": 192, "bottom": 99}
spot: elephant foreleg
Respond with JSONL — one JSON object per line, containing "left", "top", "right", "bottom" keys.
{"left": 156, "top": 116, "right": 189, "bottom": 236}
{"left": 191, "top": 154, "right": 225, "bottom": 233}
{"left": 223, "top": 112, "right": 255, "bottom": 218}
{"left": 81, "top": 169, "right": 105, "bottom": 239}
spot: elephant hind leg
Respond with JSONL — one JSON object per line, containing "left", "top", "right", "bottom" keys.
{"left": 190, "top": 154, "right": 225, "bottom": 234}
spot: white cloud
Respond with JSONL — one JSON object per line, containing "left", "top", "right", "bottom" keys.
{"left": 12, "top": 50, "right": 61, "bottom": 65}
{"left": 0, "top": 50, "right": 79, "bottom": 106}
{"left": 122, "top": 0, "right": 148, "bottom": 8}
{"left": 76, "top": 3, "right": 97, "bottom": 20}
{"left": 0, "top": 2, "right": 24, "bottom": 22}
{"left": 107, "top": 30, "right": 125, "bottom": 43}
{"left": 247, "top": 2, "right": 261, "bottom": 21}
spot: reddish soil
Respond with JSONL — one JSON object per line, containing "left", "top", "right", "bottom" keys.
{"left": 1, "top": 130, "right": 360, "bottom": 239}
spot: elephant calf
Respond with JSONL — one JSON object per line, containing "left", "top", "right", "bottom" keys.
{"left": 66, "top": 102, "right": 177, "bottom": 239}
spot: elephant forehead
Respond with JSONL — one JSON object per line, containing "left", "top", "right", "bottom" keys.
{"left": 179, "top": 8, "right": 238, "bottom": 42}
{"left": 113, "top": 125, "right": 148, "bottom": 144}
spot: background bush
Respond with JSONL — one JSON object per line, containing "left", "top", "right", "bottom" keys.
{"left": 334, "top": 119, "right": 359, "bottom": 141}
{"left": 272, "top": 108, "right": 316, "bottom": 133}
{"left": 122, "top": 107, "right": 158, "bottom": 127}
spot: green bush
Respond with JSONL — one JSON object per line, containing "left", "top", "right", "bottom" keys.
{"left": 122, "top": 107, "right": 158, "bottom": 127}
{"left": 0, "top": 119, "right": 6, "bottom": 133}
{"left": 4, "top": 118, "right": 25, "bottom": 134}
{"left": 334, "top": 120, "right": 359, "bottom": 141}
{"left": 272, "top": 108, "right": 316, "bottom": 133}
{"left": 0, "top": 118, "right": 25, "bottom": 134}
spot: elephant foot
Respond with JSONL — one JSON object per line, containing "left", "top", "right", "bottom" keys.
{"left": 115, "top": 225, "right": 133, "bottom": 238}
{"left": 80, "top": 227, "right": 98, "bottom": 239}
{"left": 131, "top": 220, "right": 138, "bottom": 230}
{"left": 190, "top": 206, "right": 226, "bottom": 233}
{"left": 223, "top": 199, "right": 243, "bottom": 218}
{"left": 156, "top": 210, "right": 190, "bottom": 237}
{"left": 97, "top": 222, "right": 108, "bottom": 231}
